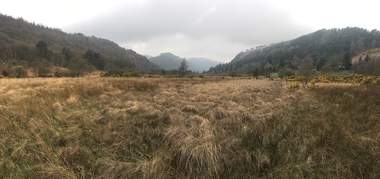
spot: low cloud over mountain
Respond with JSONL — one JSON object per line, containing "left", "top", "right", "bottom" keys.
{"left": 68, "top": 0, "right": 310, "bottom": 62}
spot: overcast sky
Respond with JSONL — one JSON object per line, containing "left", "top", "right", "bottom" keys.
{"left": 1, "top": 0, "right": 380, "bottom": 62}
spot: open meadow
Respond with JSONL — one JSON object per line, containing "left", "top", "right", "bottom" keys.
{"left": 0, "top": 76, "right": 379, "bottom": 178}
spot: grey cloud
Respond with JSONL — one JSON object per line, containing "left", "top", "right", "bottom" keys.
{"left": 121, "top": 34, "right": 250, "bottom": 62}
{"left": 67, "top": 0, "right": 311, "bottom": 61}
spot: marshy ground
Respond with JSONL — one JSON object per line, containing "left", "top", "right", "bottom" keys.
{"left": 0, "top": 77, "right": 379, "bottom": 178}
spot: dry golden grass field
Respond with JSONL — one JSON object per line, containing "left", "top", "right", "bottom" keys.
{"left": 0, "top": 76, "right": 379, "bottom": 178}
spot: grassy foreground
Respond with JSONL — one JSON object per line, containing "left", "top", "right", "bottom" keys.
{"left": 0, "top": 77, "right": 379, "bottom": 178}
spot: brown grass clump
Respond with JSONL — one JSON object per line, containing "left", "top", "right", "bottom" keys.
{"left": 0, "top": 76, "right": 379, "bottom": 178}
{"left": 165, "top": 115, "right": 220, "bottom": 177}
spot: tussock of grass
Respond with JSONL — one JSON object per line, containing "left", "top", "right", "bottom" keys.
{"left": 165, "top": 115, "right": 220, "bottom": 177}
{"left": 0, "top": 77, "right": 379, "bottom": 178}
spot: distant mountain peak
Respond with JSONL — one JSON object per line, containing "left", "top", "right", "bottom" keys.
{"left": 160, "top": 52, "right": 177, "bottom": 56}
{"left": 149, "top": 53, "right": 220, "bottom": 72}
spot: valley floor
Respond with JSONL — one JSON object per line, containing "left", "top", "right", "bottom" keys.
{"left": 0, "top": 77, "right": 379, "bottom": 178}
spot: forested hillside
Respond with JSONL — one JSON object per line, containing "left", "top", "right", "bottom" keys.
{"left": 209, "top": 28, "right": 380, "bottom": 75}
{"left": 0, "top": 14, "right": 159, "bottom": 77}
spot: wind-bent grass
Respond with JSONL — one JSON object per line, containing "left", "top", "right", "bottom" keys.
{"left": 0, "top": 77, "right": 379, "bottom": 178}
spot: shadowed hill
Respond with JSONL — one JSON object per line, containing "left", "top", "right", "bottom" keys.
{"left": 0, "top": 14, "right": 159, "bottom": 76}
